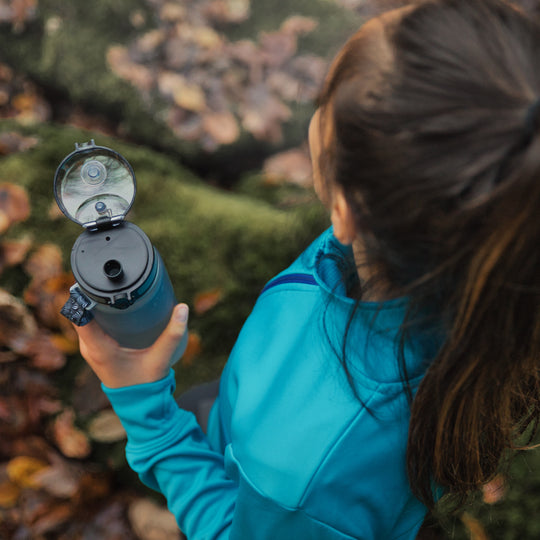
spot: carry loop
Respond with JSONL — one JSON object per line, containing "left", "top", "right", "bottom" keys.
{"left": 60, "top": 284, "right": 96, "bottom": 326}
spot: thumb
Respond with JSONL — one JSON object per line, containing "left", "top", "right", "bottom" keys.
{"left": 151, "top": 303, "right": 189, "bottom": 361}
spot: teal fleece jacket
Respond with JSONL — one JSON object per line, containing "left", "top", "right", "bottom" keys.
{"left": 104, "top": 229, "right": 432, "bottom": 539}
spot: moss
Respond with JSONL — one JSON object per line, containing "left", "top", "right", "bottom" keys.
{"left": 0, "top": 120, "right": 328, "bottom": 390}
{"left": 0, "top": 0, "right": 362, "bottom": 173}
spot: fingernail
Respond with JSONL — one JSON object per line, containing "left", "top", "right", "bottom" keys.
{"left": 175, "top": 304, "right": 189, "bottom": 323}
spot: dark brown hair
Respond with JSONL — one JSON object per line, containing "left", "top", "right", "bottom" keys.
{"left": 317, "top": 0, "right": 540, "bottom": 508}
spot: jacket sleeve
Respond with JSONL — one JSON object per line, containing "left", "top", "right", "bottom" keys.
{"left": 103, "top": 370, "right": 237, "bottom": 540}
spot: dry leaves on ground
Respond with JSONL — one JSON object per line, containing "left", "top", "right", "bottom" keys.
{"left": 0, "top": 172, "right": 182, "bottom": 538}
{"left": 108, "top": 1, "right": 327, "bottom": 151}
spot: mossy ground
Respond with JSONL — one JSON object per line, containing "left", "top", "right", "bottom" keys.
{"left": 0, "top": 120, "right": 328, "bottom": 391}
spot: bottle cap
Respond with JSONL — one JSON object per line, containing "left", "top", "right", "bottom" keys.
{"left": 54, "top": 140, "right": 136, "bottom": 229}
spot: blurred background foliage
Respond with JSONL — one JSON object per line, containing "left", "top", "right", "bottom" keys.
{"left": 0, "top": 0, "right": 539, "bottom": 538}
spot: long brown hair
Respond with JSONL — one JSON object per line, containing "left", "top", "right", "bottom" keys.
{"left": 317, "top": 0, "right": 540, "bottom": 508}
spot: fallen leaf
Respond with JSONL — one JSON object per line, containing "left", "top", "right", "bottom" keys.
{"left": 202, "top": 111, "right": 239, "bottom": 146}
{"left": 11, "top": 89, "right": 51, "bottom": 123}
{"left": 194, "top": 288, "right": 224, "bottom": 315}
{"left": 0, "top": 479, "right": 20, "bottom": 508}
{"left": 0, "top": 288, "right": 37, "bottom": 353}
{"left": 6, "top": 456, "right": 48, "bottom": 488}
{"left": 72, "top": 365, "right": 111, "bottom": 416}
{"left": 263, "top": 147, "right": 313, "bottom": 187}
{"left": 87, "top": 409, "right": 127, "bottom": 443}
{"left": 182, "top": 332, "right": 202, "bottom": 367}
{"left": 461, "top": 512, "right": 489, "bottom": 540}
{"left": 23, "top": 243, "right": 63, "bottom": 284}
{"left": 482, "top": 474, "right": 506, "bottom": 504}
{"left": 240, "top": 85, "right": 291, "bottom": 143}
{"left": 0, "top": 235, "right": 32, "bottom": 269}
{"left": 0, "top": 131, "right": 38, "bottom": 155}
{"left": 75, "top": 471, "right": 112, "bottom": 505}
{"left": 52, "top": 408, "right": 92, "bottom": 459}
{"left": 129, "top": 498, "right": 181, "bottom": 540}
{"left": 32, "top": 502, "right": 73, "bottom": 536}
{"left": 204, "top": 0, "right": 251, "bottom": 24}
{"left": 107, "top": 46, "right": 154, "bottom": 92}
{"left": 173, "top": 81, "right": 206, "bottom": 112}
{"left": 280, "top": 15, "right": 318, "bottom": 36}
{"left": 259, "top": 30, "right": 297, "bottom": 68}
{"left": 24, "top": 272, "right": 72, "bottom": 329}
{"left": 160, "top": 3, "right": 186, "bottom": 23}
{"left": 48, "top": 200, "right": 64, "bottom": 220}
{"left": 193, "top": 27, "right": 222, "bottom": 50}
{"left": 26, "top": 331, "right": 66, "bottom": 371}
{"left": 0, "top": 182, "right": 31, "bottom": 230}
{"left": 130, "top": 9, "right": 147, "bottom": 28}
{"left": 32, "top": 456, "right": 82, "bottom": 498}
{"left": 49, "top": 331, "right": 79, "bottom": 355}
{"left": 0, "top": 0, "right": 38, "bottom": 32}
{"left": 137, "top": 29, "right": 166, "bottom": 55}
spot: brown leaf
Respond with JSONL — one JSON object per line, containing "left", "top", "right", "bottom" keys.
{"left": 240, "top": 85, "right": 291, "bottom": 143}
{"left": 48, "top": 200, "right": 64, "bottom": 220}
{"left": 461, "top": 512, "right": 489, "bottom": 540}
{"left": 51, "top": 408, "right": 91, "bottom": 459}
{"left": 49, "top": 331, "right": 79, "bottom": 355}
{"left": 107, "top": 46, "right": 154, "bottom": 92}
{"left": 168, "top": 108, "right": 204, "bottom": 141}
{"left": 32, "top": 502, "right": 72, "bottom": 536}
{"left": 0, "top": 131, "right": 38, "bottom": 155}
{"left": 27, "top": 332, "right": 66, "bottom": 371}
{"left": 24, "top": 272, "right": 72, "bottom": 329}
{"left": 174, "top": 81, "right": 206, "bottom": 113}
{"left": 0, "top": 479, "right": 20, "bottom": 508}
{"left": 204, "top": 0, "right": 251, "bottom": 24}
{"left": 137, "top": 29, "right": 166, "bottom": 54}
{"left": 160, "top": 3, "right": 186, "bottom": 23}
{"left": 0, "top": 0, "right": 38, "bottom": 32}
{"left": 0, "top": 182, "right": 31, "bottom": 231}
{"left": 72, "top": 365, "right": 111, "bottom": 416}
{"left": 259, "top": 30, "right": 297, "bottom": 68}
{"left": 0, "top": 235, "right": 32, "bottom": 268}
{"left": 128, "top": 498, "right": 182, "bottom": 540}
{"left": 182, "top": 332, "right": 202, "bottom": 367}
{"left": 202, "top": 111, "right": 239, "bottom": 146}
{"left": 267, "top": 71, "right": 300, "bottom": 102}
{"left": 11, "top": 89, "right": 51, "bottom": 123}
{"left": 23, "top": 244, "right": 63, "bottom": 284}
{"left": 87, "top": 409, "right": 127, "bottom": 443}
{"left": 0, "top": 288, "right": 37, "bottom": 353}
{"left": 263, "top": 147, "right": 313, "bottom": 187}
{"left": 280, "top": 15, "right": 318, "bottom": 36}
{"left": 193, "top": 288, "right": 223, "bottom": 315}
{"left": 32, "top": 456, "right": 82, "bottom": 498}
{"left": 74, "top": 471, "right": 112, "bottom": 505}
{"left": 6, "top": 456, "right": 48, "bottom": 488}
{"left": 482, "top": 474, "right": 506, "bottom": 504}
{"left": 288, "top": 55, "right": 328, "bottom": 103}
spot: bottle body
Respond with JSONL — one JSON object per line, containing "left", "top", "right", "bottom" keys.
{"left": 70, "top": 223, "right": 187, "bottom": 360}
{"left": 91, "top": 250, "right": 187, "bottom": 354}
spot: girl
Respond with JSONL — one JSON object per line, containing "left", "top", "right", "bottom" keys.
{"left": 74, "top": 1, "right": 540, "bottom": 538}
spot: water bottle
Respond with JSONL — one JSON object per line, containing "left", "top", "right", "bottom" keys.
{"left": 55, "top": 140, "right": 188, "bottom": 359}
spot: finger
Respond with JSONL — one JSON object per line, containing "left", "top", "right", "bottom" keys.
{"left": 151, "top": 304, "right": 189, "bottom": 361}
{"left": 73, "top": 319, "right": 118, "bottom": 357}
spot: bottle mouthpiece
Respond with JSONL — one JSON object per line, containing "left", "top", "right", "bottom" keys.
{"left": 103, "top": 259, "right": 124, "bottom": 281}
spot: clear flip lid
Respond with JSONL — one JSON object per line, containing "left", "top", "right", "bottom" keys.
{"left": 54, "top": 140, "right": 136, "bottom": 228}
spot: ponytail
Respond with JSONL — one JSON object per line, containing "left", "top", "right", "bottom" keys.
{"left": 408, "top": 126, "right": 540, "bottom": 507}
{"left": 316, "top": 0, "right": 540, "bottom": 509}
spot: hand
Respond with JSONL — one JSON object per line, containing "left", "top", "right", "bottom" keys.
{"left": 73, "top": 303, "right": 189, "bottom": 389}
